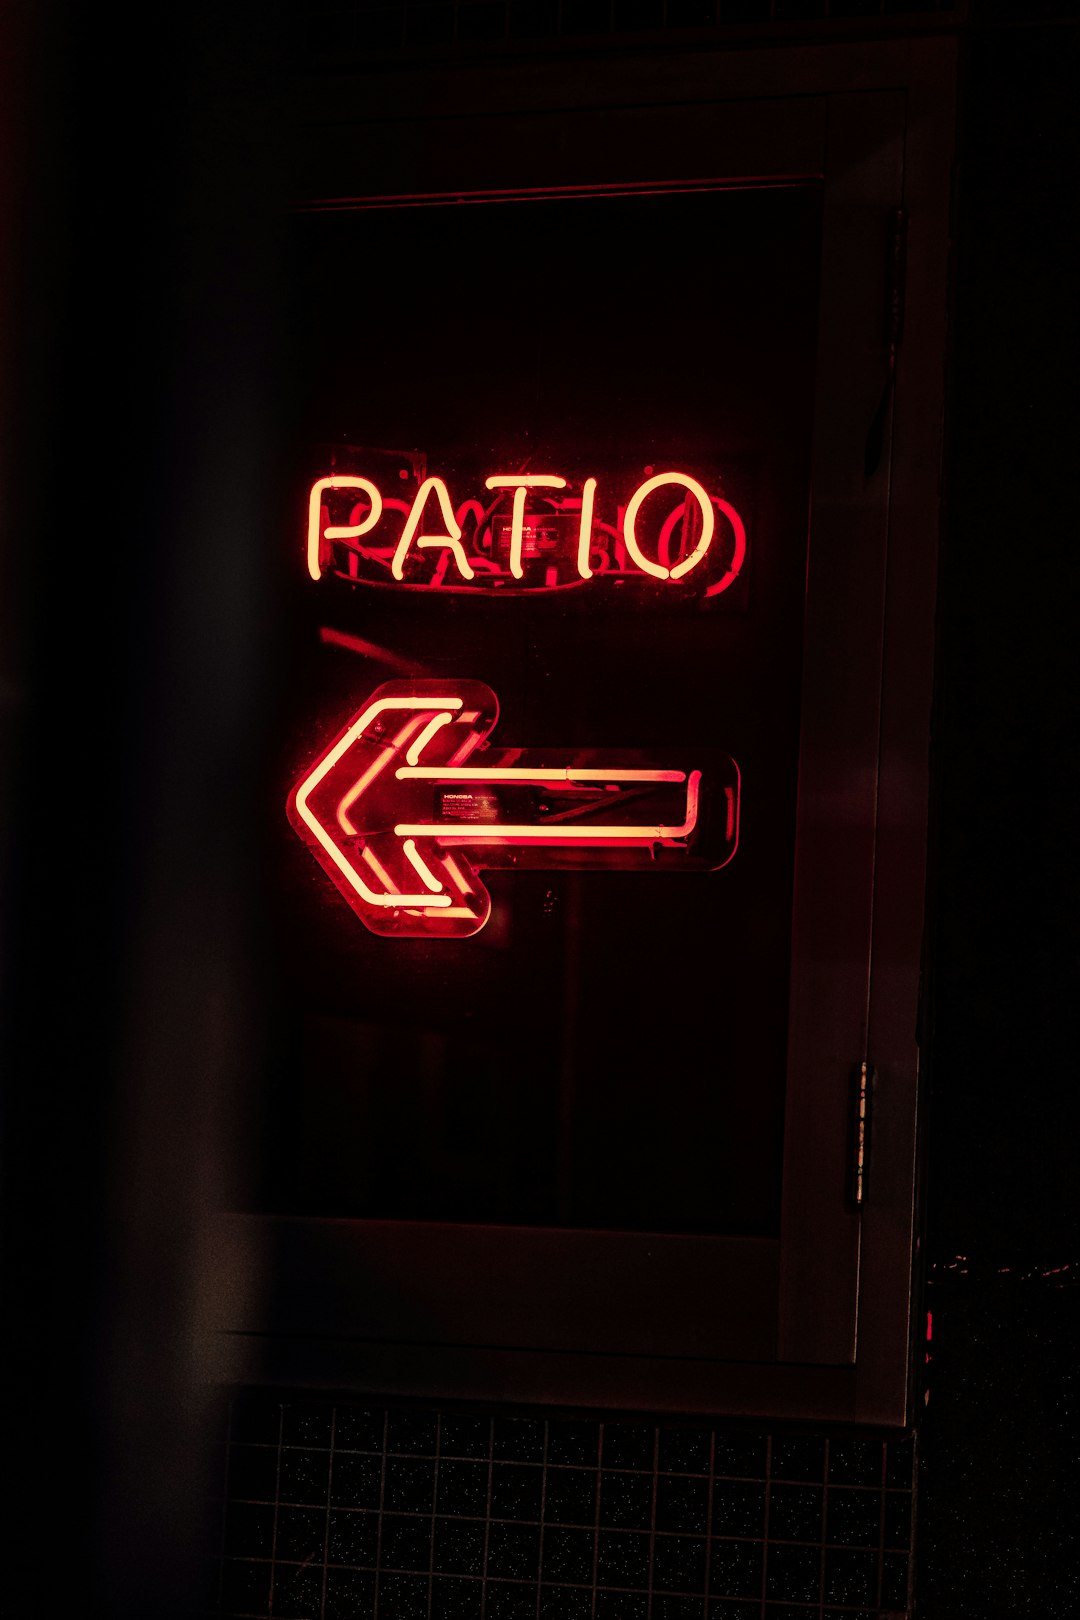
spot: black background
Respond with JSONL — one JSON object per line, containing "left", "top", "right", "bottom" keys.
{"left": 0, "top": 5, "right": 1077, "bottom": 1617}
{"left": 915, "top": 19, "right": 1080, "bottom": 1615}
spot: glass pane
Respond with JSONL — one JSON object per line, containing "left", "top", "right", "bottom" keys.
{"left": 265, "top": 184, "right": 822, "bottom": 1235}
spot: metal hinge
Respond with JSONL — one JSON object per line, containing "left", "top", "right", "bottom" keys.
{"left": 864, "top": 209, "right": 908, "bottom": 479}
{"left": 851, "top": 1060, "right": 874, "bottom": 1207}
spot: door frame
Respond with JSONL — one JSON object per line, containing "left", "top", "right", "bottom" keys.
{"left": 218, "top": 37, "right": 954, "bottom": 1429}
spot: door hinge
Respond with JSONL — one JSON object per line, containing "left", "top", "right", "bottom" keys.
{"left": 851, "top": 1060, "right": 874, "bottom": 1207}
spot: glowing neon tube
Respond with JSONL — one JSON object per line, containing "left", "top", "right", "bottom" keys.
{"left": 622, "top": 472, "right": 715, "bottom": 580}
{"left": 391, "top": 478, "right": 476, "bottom": 581}
{"left": 396, "top": 771, "right": 701, "bottom": 844}
{"left": 484, "top": 475, "right": 567, "bottom": 579}
{"left": 307, "top": 475, "right": 384, "bottom": 582}
{"left": 292, "top": 696, "right": 463, "bottom": 908}
{"left": 396, "top": 766, "right": 686, "bottom": 784}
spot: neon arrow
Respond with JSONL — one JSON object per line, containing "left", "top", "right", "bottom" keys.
{"left": 289, "top": 679, "right": 739, "bottom": 939}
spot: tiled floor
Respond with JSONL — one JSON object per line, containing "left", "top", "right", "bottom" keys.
{"left": 210, "top": 1399, "right": 914, "bottom": 1618}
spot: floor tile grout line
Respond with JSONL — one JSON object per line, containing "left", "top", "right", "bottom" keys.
{"left": 231, "top": 1443, "right": 892, "bottom": 1493}
{"left": 234, "top": 1554, "right": 893, "bottom": 1585}
{"left": 590, "top": 1423, "right": 604, "bottom": 1618}
{"left": 536, "top": 1422, "right": 550, "bottom": 1620}
{"left": 216, "top": 1554, "right": 908, "bottom": 1594}
{"left": 372, "top": 1410, "right": 390, "bottom": 1618}
{"left": 760, "top": 1434, "right": 772, "bottom": 1620}
{"left": 220, "top": 1507, "right": 893, "bottom": 1553}
{"left": 703, "top": 1427, "right": 717, "bottom": 1618}
{"left": 645, "top": 1425, "right": 659, "bottom": 1620}
{"left": 480, "top": 1417, "right": 495, "bottom": 1620}
{"left": 880, "top": 1445, "right": 887, "bottom": 1607}
{"left": 268, "top": 1404, "right": 284, "bottom": 1619}
{"left": 426, "top": 1415, "right": 442, "bottom": 1620}
{"left": 213, "top": 1574, "right": 899, "bottom": 1615}
{"left": 818, "top": 1438, "right": 830, "bottom": 1618}
{"left": 320, "top": 1407, "right": 336, "bottom": 1620}
{"left": 904, "top": 1430, "right": 919, "bottom": 1615}
{"left": 875, "top": 1440, "right": 888, "bottom": 1612}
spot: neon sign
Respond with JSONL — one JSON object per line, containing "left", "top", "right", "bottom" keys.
{"left": 307, "top": 468, "right": 747, "bottom": 597}
{"left": 289, "top": 679, "right": 740, "bottom": 940}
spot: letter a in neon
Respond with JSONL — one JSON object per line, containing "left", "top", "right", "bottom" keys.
{"left": 392, "top": 477, "right": 476, "bottom": 581}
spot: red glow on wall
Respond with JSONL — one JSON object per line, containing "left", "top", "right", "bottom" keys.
{"left": 307, "top": 468, "right": 747, "bottom": 598}
{"left": 288, "top": 679, "right": 740, "bottom": 939}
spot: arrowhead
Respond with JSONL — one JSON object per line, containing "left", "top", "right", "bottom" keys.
{"left": 288, "top": 679, "right": 498, "bottom": 939}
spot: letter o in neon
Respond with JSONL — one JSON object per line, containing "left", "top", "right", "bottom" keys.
{"left": 622, "top": 472, "right": 715, "bottom": 580}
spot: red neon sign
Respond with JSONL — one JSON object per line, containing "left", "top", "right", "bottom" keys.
{"left": 289, "top": 679, "right": 740, "bottom": 939}
{"left": 306, "top": 468, "right": 747, "bottom": 598}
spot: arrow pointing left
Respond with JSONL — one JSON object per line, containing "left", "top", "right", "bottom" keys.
{"left": 288, "top": 678, "right": 739, "bottom": 939}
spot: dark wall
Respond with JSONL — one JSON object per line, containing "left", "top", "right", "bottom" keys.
{"left": 0, "top": 1, "right": 289, "bottom": 1614}
{"left": 918, "top": 18, "right": 1080, "bottom": 1619}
